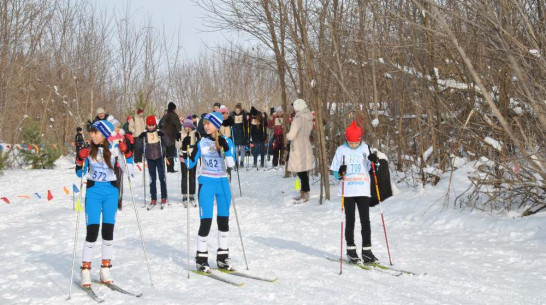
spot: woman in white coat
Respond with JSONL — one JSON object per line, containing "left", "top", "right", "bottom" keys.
{"left": 286, "top": 99, "right": 314, "bottom": 202}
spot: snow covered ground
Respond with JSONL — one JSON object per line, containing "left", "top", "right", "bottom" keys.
{"left": 0, "top": 157, "right": 545, "bottom": 305}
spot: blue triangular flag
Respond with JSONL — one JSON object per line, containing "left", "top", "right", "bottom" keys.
{"left": 35, "top": 192, "right": 41, "bottom": 199}
{"left": 72, "top": 184, "right": 79, "bottom": 193}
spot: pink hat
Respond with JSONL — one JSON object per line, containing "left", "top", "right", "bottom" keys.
{"left": 219, "top": 105, "right": 229, "bottom": 114}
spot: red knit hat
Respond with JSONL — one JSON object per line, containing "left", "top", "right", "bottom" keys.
{"left": 345, "top": 121, "right": 362, "bottom": 142}
{"left": 146, "top": 115, "right": 156, "bottom": 126}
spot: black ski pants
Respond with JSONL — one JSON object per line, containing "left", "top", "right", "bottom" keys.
{"left": 344, "top": 196, "right": 371, "bottom": 248}
{"left": 297, "top": 171, "right": 310, "bottom": 192}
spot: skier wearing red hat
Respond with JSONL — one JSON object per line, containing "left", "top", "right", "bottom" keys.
{"left": 330, "top": 120, "right": 379, "bottom": 265}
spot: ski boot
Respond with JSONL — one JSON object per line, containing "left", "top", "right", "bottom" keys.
{"left": 362, "top": 247, "right": 379, "bottom": 264}
{"left": 150, "top": 199, "right": 157, "bottom": 206}
{"left": 118, "top": 199, "right": 122, "bottom": 211}
{"left": 161, "top": 198, "right": 167, "bottom": 207}
{"left": 81, "top": 262, "right": 92, "bottom": 287}
{"left": 182, "top": 195, "right": 188, "bottom": 202}
{"left": 346, "top": 246, "right": 362, "bottom": 264}
{"left": 196, "top": 251, "right": 211, "bottom": 273}
{"left": 216, "top": 248, "right": 235, "bottom": 271}
{"left": 100, "top": 259, "right": 113, "bottom": 284}
{"left": 189, "top": 195, "right": 197, "bottom": 207}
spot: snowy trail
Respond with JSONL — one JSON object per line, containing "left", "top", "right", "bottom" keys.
{"left": 0, "top": 159, "right": 545, "bottom": 304}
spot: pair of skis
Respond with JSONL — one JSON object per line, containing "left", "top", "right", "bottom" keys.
{"left": 326, "top": 257, "right": 420, "bottom": 276}
{"left": 192, "top": 268, "right": 278, "bottom": 286}
{"left": 79, "top": 282, "right": 142, "bottom": 303}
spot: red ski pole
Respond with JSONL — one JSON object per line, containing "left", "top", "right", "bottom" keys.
{"left": 371, "top": 161, "right": 393, "bottom": 265}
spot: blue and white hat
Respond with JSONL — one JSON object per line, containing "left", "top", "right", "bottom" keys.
{"left": 92, "top": 120, "right": 115, "bottom": 139}
{"left": 203, "top": 111, "right": 223, "bottom": 130}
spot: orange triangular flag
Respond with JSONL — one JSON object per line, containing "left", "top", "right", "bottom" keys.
{"left": 53, "top": 144, "right": 58, "bottom": 149}
{"left": 63, "top": 186, "right": 69, "bottom": 195}
{"left": 1, "top": 197, "right": 10, "bottom": 204}
{"left": 166, "top": 159, "right": 171, "bottom": 166}
{"left": 33, "top": 144, "right": 40, "bottom": 151}
{"left": 47, "top": 190, "right": 53, "bottom": 201}
{"left": 17, "top": 195, "right": 30, "bottom": 199}
{"left": 71, "top": 142, "right": 75, "bottom": 147}
{"left": 136, "top": 164, "right": 142, "bottom": 171}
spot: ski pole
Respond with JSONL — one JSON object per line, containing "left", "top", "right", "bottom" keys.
{"left": 143, "top": 141, "right": 147, "bottom": 208}
{"left": 231, "top": 126, "right": 242, "bottom": 196}
{"left": 339, "top": 156, "right": 345, "bottom": 275}
{"left": 67, "top": 163, "right": 85, "bottom": 300}
{"left": 186, "top": 144, "right": 191, "bottom": 278}
{"left": 222, "top": 148, "right": 249, "bottom": 270}
{"left": 123, "top": 155, "right": 155, "bottom": 286}
{"left": 371, "top": 161, "right": 393, "bottom": 265}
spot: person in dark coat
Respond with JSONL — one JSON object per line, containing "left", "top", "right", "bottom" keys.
{"left": 161, "top": 102, "right": 181, "bottom": 173}
{"left": 249, "top": 106, "right": 268, "bottom": 168}
{"left": 231, "top": 103, "right": 248, "bottom": 167}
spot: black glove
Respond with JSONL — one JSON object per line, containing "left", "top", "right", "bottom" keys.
{"left": 176, "top": 132, "right": 181, "bottom": 141}
{"left": 338, "top": 164, "right": 347, "bottom": 179}
{"left": 368, "top": 153, "right": 379, "bottom": 164}
{"left": 182, "top": 136, "right": 191, "bottom": 149}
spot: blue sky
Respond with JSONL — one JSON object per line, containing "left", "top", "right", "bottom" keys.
{"left": 93, "top": 0, "right": 233, "bottom": 58}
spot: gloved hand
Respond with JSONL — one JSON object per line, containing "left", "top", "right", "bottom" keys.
{"left": 176, "top": 132, "right": 181, "bottom": 141}
{"left": 225, "top": 156, "right": 235, "bottom": 168}
{"left": 338, "top": 164, "right": 347, "bottom": 179}
{"left": 119, "top": 142, "right": 128, "bottom": 153}
{"left": 76, "top": 147, "right": 90, "bottom": 165}
{"left": 368, "top": 153, "right": 379, "bottom": 164}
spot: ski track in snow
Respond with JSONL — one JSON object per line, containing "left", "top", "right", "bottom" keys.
{"left": 0, "top": 158, "right": 545, "bottom": 304}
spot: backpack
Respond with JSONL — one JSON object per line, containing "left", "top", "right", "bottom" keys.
{"left": 369, "top": 152, "right": 393, "bottom": 207}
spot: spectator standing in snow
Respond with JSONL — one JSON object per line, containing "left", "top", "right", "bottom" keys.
{"left": 231, "top": 103, "right": 248, "bottom": 168}
{"left": 161, "top": 102, "right": 181, "bottom": 173}
{"left": 129, "top": 108, "right": 146, "bottom": 163}
{"left": 286, "top": 99, "right": 314, "bottom": 203}
{"left": 268, "top": 106, "right": 285, "bottom": 167}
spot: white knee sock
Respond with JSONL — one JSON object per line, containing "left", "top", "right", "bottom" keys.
{"left": 218, "top": 231, "right": 229, "bottom": 250}
{"left": 102, "top": 239, "right": 114, "bottom": 261}
{"left": 197, "top": 236, "right": 208, "bottom": 252}
{"left": 82, "top": 241, "right": 95, "bottom": 262}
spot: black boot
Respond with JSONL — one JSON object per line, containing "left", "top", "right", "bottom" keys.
{"left": 362, "top": 247, "right": 378, "bottom": 264}
{"left": 216, "top": 248, "right": 235, "bottom": 271}
{"left": 195, "top": 251, "right": 210, "bottom": 273}
{"left": 346, "top": 245, "right": 361, "bottom": 264}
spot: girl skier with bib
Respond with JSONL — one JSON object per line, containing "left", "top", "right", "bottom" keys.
{"left": 182, "top": 111, "right": 236, "bottom": 272}
{"left": 330, "top": 121, "right": 379, "bottom": 264}
{"left": 75, "top": 120, "right": 133, "bottom": 287}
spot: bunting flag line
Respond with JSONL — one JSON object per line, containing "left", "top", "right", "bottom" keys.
{"left": 35, "top": 193, "right": 42, "bottom": 199}
{"left": 63, "top": 186, "right": 69, "bottom": 195}
{"left": 1, "top": 197, "right": 10, "bottom": 204}
{"left": 47, "top": 190, "right": 53, "bottom": 201}
{"left": 72, "top": 184, "right": 79, "bottom": 193}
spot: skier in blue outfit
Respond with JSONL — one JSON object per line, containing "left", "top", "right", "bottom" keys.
{"left": 330, "top": 120, "right": 379, "bottom": 265}
{"left": 182, "top": 111, "right": 236, "bottom": 273}
{"left": 75, "top": 120, "right": 133, "bottom": 287}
